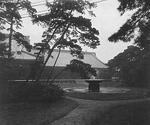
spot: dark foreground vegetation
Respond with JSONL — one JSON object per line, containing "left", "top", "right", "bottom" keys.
{"left": 0, "top": 80, "right": 64, "bottom": 104}
{"left": 0, "top": 58, "right": 65, "bottom": 104}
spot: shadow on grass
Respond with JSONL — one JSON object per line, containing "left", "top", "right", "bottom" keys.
{"left": 95, "top": 101, "right": 150, "bottom": 125}
{"left": 66, "top": 88, "right": 150, "bottom": 101}
{"left": 0, "top": 98, "right": 78, "bottom": 125}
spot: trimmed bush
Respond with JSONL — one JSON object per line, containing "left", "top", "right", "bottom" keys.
{"left": 0, "top": 58, "right": 64, "bottom": 103}
{"left": 0, "top": 81, "right": 64, "bottom": 103}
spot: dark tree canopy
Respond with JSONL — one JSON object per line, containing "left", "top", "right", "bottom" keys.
{"left": 108, "top": 45, "right": 150, "bottom": 87}
{"left": 109, "top": 0, "right": 150, "bottom": 49}
{"left": 67, "top": 59, "right": 96, "bottom": 79}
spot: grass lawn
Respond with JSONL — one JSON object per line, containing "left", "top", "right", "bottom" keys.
{"left": 0, "top": 98, "right": 78, "bottom": 125}
{"left": 98, "top": 101, "right": 150, "bottom": 125}
{"left": 66, "top": 88, "right": 150, "bottom": 100}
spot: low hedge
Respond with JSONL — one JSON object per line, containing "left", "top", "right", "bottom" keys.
{"left": 0, "top": 81, "right": 64, "bottom": 103}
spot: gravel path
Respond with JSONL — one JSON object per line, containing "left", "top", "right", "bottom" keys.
{"left": 51, "top": 97, "right": 150, "bottom": 125}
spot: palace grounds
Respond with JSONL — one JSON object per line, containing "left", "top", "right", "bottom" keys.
{"left": 0, "top": 80, "right": 150, "bottom": 125}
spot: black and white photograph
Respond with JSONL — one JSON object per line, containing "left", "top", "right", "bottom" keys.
{"left": 0, "top": 0, "right": 150, "bottom": 124}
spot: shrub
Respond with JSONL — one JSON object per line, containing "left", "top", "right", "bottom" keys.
{"left": 0, "top": 58, "right": 64, "bottom": 103}
{"left": 0, "top": 81, "right": 64, "bottom": 103}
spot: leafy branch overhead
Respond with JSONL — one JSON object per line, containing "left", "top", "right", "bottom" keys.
{"left": 0, "top": 0, "right": 36, "bottom": 56}
{"left": 33, "top": 0, "right": 100, "bottom": 81}
{"left": 0, "top": 0, "right": 36, "bottom": 29}
{"left": 109, "top": 0, "right": 150, "bottom": 48}
{"left": 33, "top": 0, "right": 100, "bottom": 56}
{"left": 13, "top": 32, "right": 32, "bottom": 52}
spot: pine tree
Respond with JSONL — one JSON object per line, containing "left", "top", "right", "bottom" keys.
{"left": 109, "top": 0, "right": 150, "bottom": 49}
{"left": 0, "top": 0, "right": 36, "bottom": 58}
{"left": 33, "top": 0, "right": 100, "bottom": 82}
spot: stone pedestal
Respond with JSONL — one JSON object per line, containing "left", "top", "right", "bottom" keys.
{"left": 85, "top": 79, "right": 102, "bottom": 92}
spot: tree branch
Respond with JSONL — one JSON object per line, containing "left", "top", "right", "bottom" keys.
{"left": 35, "top": 22, "right": 71, "bottom": 82}
{"left": 46, "top": 47, "right": 62, "bottom": 83}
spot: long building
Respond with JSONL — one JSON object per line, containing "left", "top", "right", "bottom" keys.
{"left": 14, "top": 49, "right": 108, "bottom": 79}
{"left": 0, "top": 36, "right": 108, "bottom": 80}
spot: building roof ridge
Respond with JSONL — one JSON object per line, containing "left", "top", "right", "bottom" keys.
{"left": 32, "top": 48, "right": 96, "bottom": 55}
{"left": 48, "top": 49, "right": 108, "bottom": 68}
{"left": 17, "top": 49, "right": 108, "bottom": 69}
{"left": 53, "top": 49, "right": 96, "bottom": 55}
{"left": 21, "top": 50, "right": 36, "bottom": 57}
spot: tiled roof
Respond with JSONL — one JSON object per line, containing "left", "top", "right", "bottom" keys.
{"left": 15, "top": 49, "right": 108, "bottom": 69}
{"left": 46, "top": 49, "right": 108, "bottom": 68}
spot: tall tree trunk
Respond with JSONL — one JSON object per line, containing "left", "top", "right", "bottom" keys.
{"left": 34, "top": 23, "right": 65, "bottom": 62}
{"left": 8, "top": 18, "right": 13, "bottom": 58}
{"left": 46, "top": 47, "right": 61, "bottom": 83}
{"left": 50, "top": 68, "right": 67, "bottom": 84}
{"left": 35, "top": 43, "right": 58, "bottom": 82}
{"left": 35, "top": 23, "right": 71, "bottom": 82}
{"left": 27, "top": 24, "right": 63, "bottom": 82}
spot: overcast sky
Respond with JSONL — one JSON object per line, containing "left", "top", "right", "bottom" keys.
{"left": 18, "top": 0, "right": 133, "bottom": 63}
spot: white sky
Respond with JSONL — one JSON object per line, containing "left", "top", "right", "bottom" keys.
{"left": 18, "top": 0, "right": 134, "bottom": 63}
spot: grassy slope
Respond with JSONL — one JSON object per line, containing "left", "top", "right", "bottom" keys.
{"left": 0, "top": 98, "right": 78, "bottom": 125}
{"left": 67, "top": 89, "right": 149, "bottom": 100}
